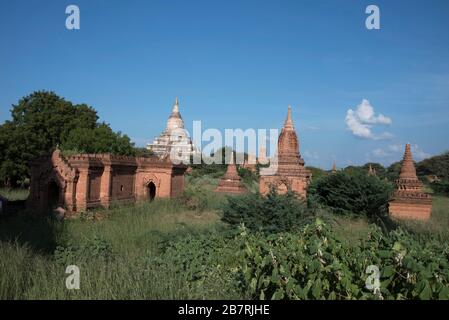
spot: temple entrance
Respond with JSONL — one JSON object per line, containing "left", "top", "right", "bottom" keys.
{"left": 277, "top": 183, "right": 288, "bottom": 194}
{"left": 47, "top": 180, "right": 60, "bottom": 209}
{"left": 147, "top": 182, "right": 156, "bottom": 201}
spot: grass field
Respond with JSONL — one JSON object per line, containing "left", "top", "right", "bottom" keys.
{"left": 0, "top": 199, "right": 236, "bottom": 299}
{"left": 0, "top": 184, "right": 448, "bottom": 300}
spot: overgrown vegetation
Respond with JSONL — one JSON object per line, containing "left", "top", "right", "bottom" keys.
{"left": 430, "top": 181, "right": 449, "bottom": 196}
{"left": 237, "top": 219, "right": 449, "bottom": 300}
{"left": 416, "top": 152, "right": 449, "bottom": 182}
{"left": 222, "top": 189, "right": 313, "bottom": 233}
{"left": 308, "top": 170, "right": 394, "bottom": 220}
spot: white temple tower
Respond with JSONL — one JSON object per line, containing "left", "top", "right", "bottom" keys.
{"left": 147, "top": 98, "right": 197, "bottom": 163}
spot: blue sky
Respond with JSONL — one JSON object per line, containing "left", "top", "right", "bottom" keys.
{"left": 1, "top": 0, "right": 448, "bottom": 168}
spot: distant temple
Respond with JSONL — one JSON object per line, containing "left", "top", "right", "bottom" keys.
{"left": 259, "top": 106, "right": 311, "bottom": 197}
{"left": 368, "top": 164, "right": 376, "bottom": 176}
{"left": 388, "top": 144, "right": 432, "bottom": 220}
{"left": 147, "top": 98, "right": 197, "bottom": 163}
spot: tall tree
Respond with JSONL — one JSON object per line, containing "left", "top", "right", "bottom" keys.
{"left": 61, "top": 123, "right": 135, "bottom": 155}
{"left": 0, "top": 91, "right": 135, "bottom": 186}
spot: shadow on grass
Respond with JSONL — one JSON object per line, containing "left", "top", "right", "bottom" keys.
{"left": 0, "top": 211, "right": 63, "bottom": 255}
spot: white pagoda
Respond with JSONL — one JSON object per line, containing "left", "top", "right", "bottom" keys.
{"left": 147, "top": 98, "right": 197, "bottom": 163}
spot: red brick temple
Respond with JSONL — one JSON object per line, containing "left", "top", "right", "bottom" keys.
{"left": 27, "top": 149, "right": 186, "bottom": 215}
{"left": 389, "top": 143, "right": 432, "bottom": 220}
{"left": 259, "top": 106, "right": 311, "bottom": 197}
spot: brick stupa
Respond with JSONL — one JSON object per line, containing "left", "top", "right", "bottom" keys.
{"left": 214, "top": 162, "right": 247, "bottom": 194}
{"left": 259, "top": 106, "right": 311, "bottom": 197}
{"left": 388, "top": 143, "right": 432, "bottom": 221}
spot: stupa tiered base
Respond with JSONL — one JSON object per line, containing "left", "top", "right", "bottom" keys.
{"left": 389, "top": 195, "right": 432, "bottom": 221}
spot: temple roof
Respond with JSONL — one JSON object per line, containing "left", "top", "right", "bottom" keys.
{"left": 399, "top": 143, "right": 418, "bottom": 180}
{"left": 283, "top": 105, "right": 295, "bottom": 130}
{"left": 278, "top": 105, "right": 300, "bottom": 157}
{"left": 166, "top": 97, "right": 184, "bottom": 130}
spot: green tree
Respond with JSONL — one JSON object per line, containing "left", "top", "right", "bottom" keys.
{"left": 416, "top": 152, "right": 449, "bottom": 182}
{"left": 0, "top": 91, "right": 135, "bottom": 186}
{"left": 308, "top": 170, "right": 393, "bottom": 219}
{"left": 133, "top": 147, "right": 154, "bottom": 158}
{"left": 61, "top": 123, "right": 135, "bottom": 155}
{"left": 222, "top": 189, "right": 312, "bottom": 233}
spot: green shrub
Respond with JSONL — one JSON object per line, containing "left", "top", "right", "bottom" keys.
{"left": 236, "top": 219, "right": 449, "bottom": 300}
{"left": 416, "top": 152, "right": 449, "bottom": 181}
{"left": 180, "top": 183, "right": 225, "bottom": 212}
{"left": 54, "top": 235, "right": 113, "bottom": 266}
{"left": 430, "top": 181, "right": 449, "bottom": 196}
{"left": 221, "top": 189, "right": 313, "bottom": 233}
{"left": 151, "top": 231, "right": 243, "bottom": 299}
{"left": 308, "top": 171, "right": 393, "bottom": 219}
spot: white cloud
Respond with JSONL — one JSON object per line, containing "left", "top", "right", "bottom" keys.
{"left": 345, "top": 99, "right": 392, "bottom": 140}
{"left": 387, "top": 144, "right": 403, "bottom": 152}
{"left": 411, "top": 144, "right": 432, "bottom": 160}
{"left": 372, "top": 148, "right": 389, "bottom": 157}
{"left": 371, "top": 143, "right": 432, "bottom": 161}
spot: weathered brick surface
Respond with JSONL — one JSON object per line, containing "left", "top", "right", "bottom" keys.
{"left": 389, "top": 144, "right": 432, "bottom": 221}
{"left": 259, "top": 106, "right": 311, "bottom": 197}
{"left": 27, "top": 150, "right": 186, "bottom": 215}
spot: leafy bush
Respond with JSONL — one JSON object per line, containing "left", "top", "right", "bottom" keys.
{"left": 236, "top": 219, "right": 449, "bottom": 300}
{"left": 237, "top": 166, "right": 259, "bottom": 193}
{"left": 237, "top": 167, "right": 258, "bottom": 184}
{"left": 189, "top": 163, "right": 227, "bottom": 179}
{"left": 150, "top": 231, "right": 243, "bottom": 299}
{"left": 308, "top": 171, "right": 393, "bottom": 219}
{"left": 430, "top": 181, "right": 449, "bottom": 196}
{"left": 180, "top": 175, "right": 226, "bottom": 212}
{"left": 221, "top": 189, "right": 313, "bottom": 233}
{"left": 54, "top": 236, "right": 113, "bottom": 266}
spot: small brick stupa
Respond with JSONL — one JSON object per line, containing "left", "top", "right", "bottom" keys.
{"left": 389, "top": 143, "right": 432, "bottom": 221}
{"left": 214, "top": 162, "right": 247, "bottom": 194}
{"left": 259, "top": 106, "right": 311, "bottom": 197}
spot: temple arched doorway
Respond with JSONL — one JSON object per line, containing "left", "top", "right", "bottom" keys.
{"left": 147, "top": 182, "right": 156, "bottom": 201}
{"left": 277, "top": 183, "right": 288, "bottom": 194}
{"left": 47, "top": 180, "right": 61, "bottom": 210}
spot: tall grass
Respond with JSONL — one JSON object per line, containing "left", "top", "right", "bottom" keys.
{"left": 0, "top": 197, "right": 242, "bottom": 299}
{"left": 397, "top": 195, "right": 449, "bottom": 240}
{"left": 0, "top": 188, "right": 29, "bottom": 201}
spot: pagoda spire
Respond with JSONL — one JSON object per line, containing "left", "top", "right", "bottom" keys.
{"left": 332, "top": 161, "right": 337, "bottom": 173}
{"left": 399, "top": 143, "right": 417, "bottom": 179}
{"left": 283, "top": 105, "right": 295, "bottom": 130}
{"left": 172, "top": 97, "right": 180, "bottom": 114}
